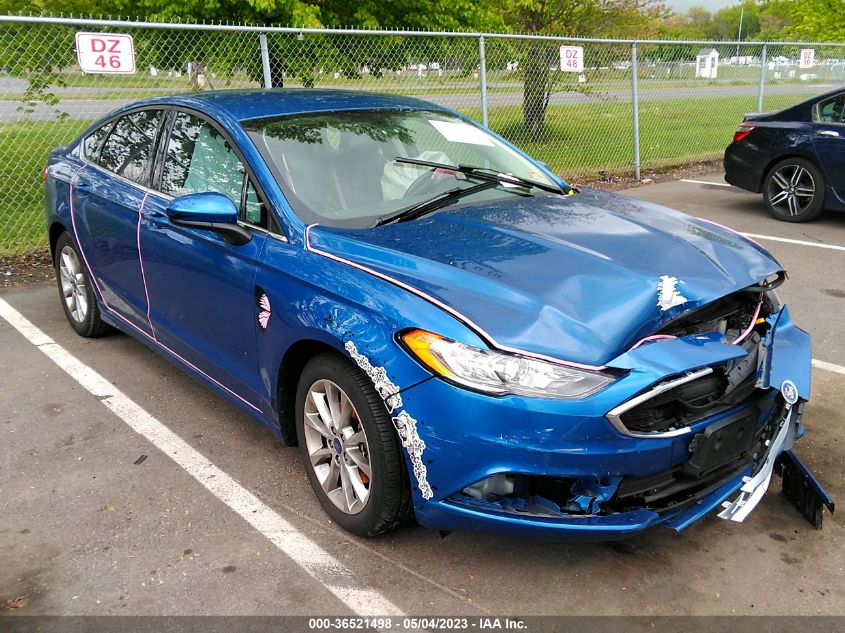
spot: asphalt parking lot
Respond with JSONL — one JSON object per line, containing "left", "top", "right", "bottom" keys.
{"left": 1, "top": 173, "right": 844, "bottom": 618}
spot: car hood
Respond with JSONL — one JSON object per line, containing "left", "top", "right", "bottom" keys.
{"left": 307, "top": 189, "right": 782, "bottom": 367}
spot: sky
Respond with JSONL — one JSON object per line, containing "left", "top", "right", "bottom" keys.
{"left": 669, "top": 0, "right": 738, "bottom": 11}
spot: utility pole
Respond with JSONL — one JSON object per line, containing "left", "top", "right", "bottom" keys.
{"left": 736, "top": 3, "right": 745, "bottom": 59}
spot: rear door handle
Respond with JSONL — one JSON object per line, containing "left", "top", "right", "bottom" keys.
{"left": 73, "top": 180, "right": 92, "bottom": 192}
{"left": 816, "top": 129, "right": 840, "bottom": 137}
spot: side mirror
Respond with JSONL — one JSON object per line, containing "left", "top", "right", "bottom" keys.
{"left": 167, "top": 192, "right": 251, "bottom": 246}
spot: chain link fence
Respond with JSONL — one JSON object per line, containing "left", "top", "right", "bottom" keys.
{"left": 2, "top": 14, "right": 844, "bottom": 256}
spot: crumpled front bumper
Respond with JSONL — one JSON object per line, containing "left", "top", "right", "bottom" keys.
{"left": 398, "top": 306, "right": 822, "bottom": 540}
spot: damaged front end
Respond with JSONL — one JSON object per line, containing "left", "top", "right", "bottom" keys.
{"left": 448, "top": 401, "right": 799, "bottom": 527}
{"left": 447, "top": 398, "right": 833, "bottom": 534}
{"left": 405, "top": 276, "right": 834, "bottom": 539}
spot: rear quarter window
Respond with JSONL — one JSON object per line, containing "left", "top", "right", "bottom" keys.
{"left": 82, "top": 123, "right": 112, "bottom": 161}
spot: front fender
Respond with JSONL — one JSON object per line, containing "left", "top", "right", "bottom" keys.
{"left": 761, "top": 305, "right": 812, "bottom": 400}
{"left": 254, "top": 236, "right": 482, "bottom": 437}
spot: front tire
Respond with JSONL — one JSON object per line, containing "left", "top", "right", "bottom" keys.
{"left": 763, "top": 158, "right": 825, "bottom": 222}
{"left": 54, "top": 232, "right": 110, "bottom": 337}
{"left": 295, "top": 352, "right": 412, "bottom": 537}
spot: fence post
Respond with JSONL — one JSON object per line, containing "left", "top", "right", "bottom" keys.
{"left": 259, "top": 33, "right": 272, "bottom": 89}
{"left": 757, "top": 44, "right": 767, "bottom": 112}
{"left": 479, "top": 35, "right": 489, "bottom": 128}
{"left": 631, "top": 41, "right": 640, "bottom": 181}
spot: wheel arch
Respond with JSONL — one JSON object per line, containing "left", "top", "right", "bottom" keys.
{"left": 48, "top": 221, "right": 69, "bottom": 261}
{"left": 276, "top": 337, "right": 344, "bottom": 446}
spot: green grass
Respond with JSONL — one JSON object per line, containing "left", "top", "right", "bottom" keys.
{"left": 3, "top": 62, "right": 837, "bottom": 102}
{"left": 0, "top": 119, "right": 92, "bottom": 256}
{"left": 0, "top": 90, "right": 820, "bottom": 256}
{"left": 482, "top": 92, "right": 818, "bottom": 180}
{"left": 0, "top": 78, "right": 826, "bottom": 103}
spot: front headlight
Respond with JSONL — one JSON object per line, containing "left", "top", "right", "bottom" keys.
{"left": 401, "top": 329, "right": 613, "bottom": 399}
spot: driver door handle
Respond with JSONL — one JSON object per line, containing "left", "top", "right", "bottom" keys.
{"left": 816, "top": 129, "right": 840, "bottom": 137}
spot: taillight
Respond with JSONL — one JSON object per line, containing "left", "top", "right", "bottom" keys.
{"left": 42, "top": 165, "right": 49, "bottom": 180}
{"left": 733, "top": 122, "right": 756, "bottom": 142}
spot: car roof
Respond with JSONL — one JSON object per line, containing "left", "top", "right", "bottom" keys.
{"left": 125, "top": 89, "right": 449, "bottom": 123}
{"left": 798, "top": 86, "right": 844, "bottom": 105}
{"left": 759, "top": 86, "right": 844, "bottom": 122}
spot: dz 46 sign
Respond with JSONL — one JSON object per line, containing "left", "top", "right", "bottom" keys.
{"left": 75, "top": 32, "right": 136, "bottom": 74}
{"left": 559, "top": 46, "right": 584, "bottom": 73}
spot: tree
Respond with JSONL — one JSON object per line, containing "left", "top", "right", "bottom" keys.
{"left": 685, "top": 6, "right": 711, "bottom": 31}
{"left": 651, "top": 13, "right": 703, "bottom": 63}
{"left": 501, "top": 0, "right": 665, "bottom": 138}
{"left": 1, "top": 0, "right": 503, "bottom": 111}
{"left": 757, "top": 12, "right": 789, "bottom": 40}
{"left": 761, "top": 0, "right": 845, "bottom": 42}
{"left": 315, "top": 0, "right": 503, "bottom": 31}
{"left": 705, "top": 1, "right": 761, "bottom": 42}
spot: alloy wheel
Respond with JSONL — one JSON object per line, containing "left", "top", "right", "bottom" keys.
{"left": 767, "top": 164, "right": 816, "bottom": 217}
{"left": 303, "top": 379, "right": 372, "bottom": 514}
{"left": 59, "top": 245, "right": 88, "bottom": 323}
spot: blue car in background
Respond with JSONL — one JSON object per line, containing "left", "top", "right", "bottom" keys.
{"left": 44, "top": 90, "right": 831, "bottom": 540}
{"left": 725, "top": 87, "right": 845, "bottom": 222}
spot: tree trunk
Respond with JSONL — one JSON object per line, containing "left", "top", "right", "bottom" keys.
{"left": 523, "top": 43, "right": 551, "bottom": 139}
{"left": 269, "top": 54, "right": 285, "bottom": 88}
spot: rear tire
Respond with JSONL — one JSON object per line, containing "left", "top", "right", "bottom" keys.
{"left": 763, "top": 157, "right": 825, "bottom": 223}
{"left": 54, "top": 231, "right": 110, "bottom": 338}
{"left": 295, "top": 352, "right": 413, "bottom": 537}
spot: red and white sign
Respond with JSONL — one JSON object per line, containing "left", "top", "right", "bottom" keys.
{"left": 75, "top": 32, "right": 136, "bottom": 74}
{"left": 799, "top": 48, "right": 815, "bottom": 69}
{"left": 559, "top": 46, "right": 584, "bottom": 73}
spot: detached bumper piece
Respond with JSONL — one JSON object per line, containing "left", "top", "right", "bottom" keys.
{"left": 776, "top": 449, "right": 835, "bottom": 529}
{"left": 716, "top": 402, "right": 835, "bottom": 528}
{"left": 717, "top": 404, "right": 797, "bottom": 523}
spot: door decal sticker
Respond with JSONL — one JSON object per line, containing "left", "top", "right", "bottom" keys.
{"left": 256, "top": 287, "right": 272, "bottom": 332}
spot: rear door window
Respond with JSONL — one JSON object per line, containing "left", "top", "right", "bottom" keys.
{"left": 816, "top": 94, "right": 845, "bottom": 124}
{"left": 98, "top": 109, "right": 163, "bottom": 184}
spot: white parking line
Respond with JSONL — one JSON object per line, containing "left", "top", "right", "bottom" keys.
{"left": 681, "top": 180, "right": 845, "bottom": 251}
{"left": 681, "top": 178, "right": 732, "bottom": 187}
{"left": 812, "top": 358, "right": 845, "bottom": 377}
{"left": 0, "top": 297, "right": 402, "bottom": 617}
{"left": 741, "top": 233, "right": 845, "bottom": 253}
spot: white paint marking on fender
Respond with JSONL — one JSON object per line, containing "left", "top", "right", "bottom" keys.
{"left": 812, "top": 358, "right": 845, "bottom": 377}
{"left": 681, "top": 178, "right": 732, "bottom": 187}
{"left": 740, "top": 233, "right": 845, "bottom": 253}
{"left": 0, "top": 297, "right": 402, "bottom": 617}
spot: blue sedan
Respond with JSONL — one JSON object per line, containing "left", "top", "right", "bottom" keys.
{"left": 44, "top": 90, "right": 830, "bottom": 540}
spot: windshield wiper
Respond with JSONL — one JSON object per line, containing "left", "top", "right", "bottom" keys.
{"left": 373, "top": 157, "right": 574, "bottom": 227}
{"left": 394, "top": 156, "right": 571, "bottom": 195}
{"left": 373, "top": 179, "right": 502, "bottom": 227}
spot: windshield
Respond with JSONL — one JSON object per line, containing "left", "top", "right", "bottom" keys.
{"left": 243, "top": 109, "right": 560, "bottom": 228}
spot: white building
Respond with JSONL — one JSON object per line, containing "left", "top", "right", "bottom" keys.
{"left": 696, "top": 48, "right": 719, "bottom": 79}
